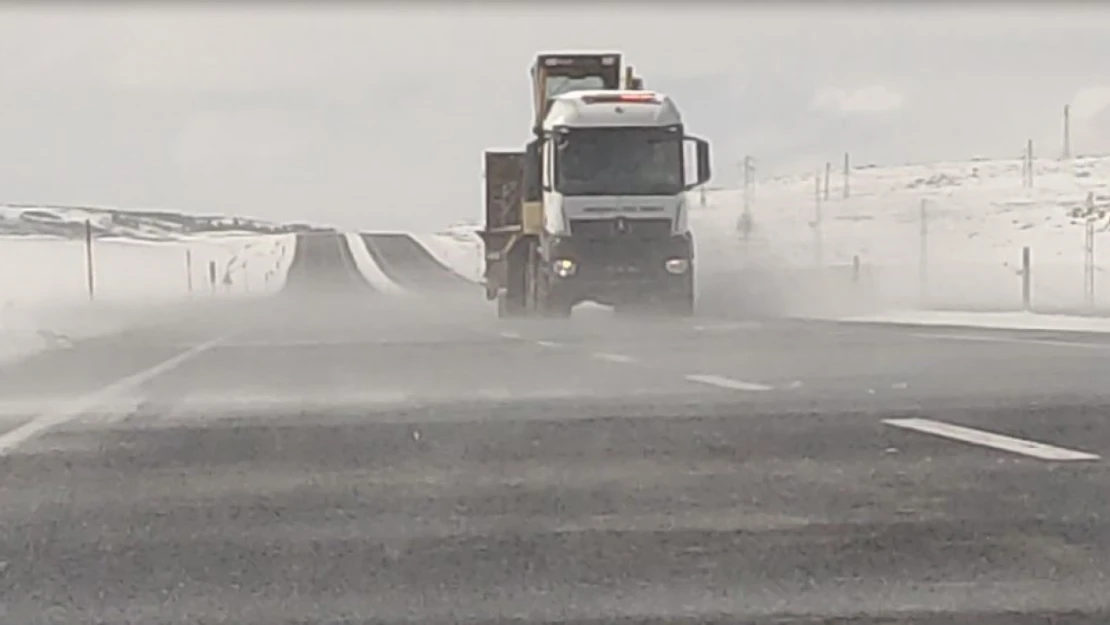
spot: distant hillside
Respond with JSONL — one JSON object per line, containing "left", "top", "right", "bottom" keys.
{"left": 0, "top": 203, "right": 334, "bottom": 241}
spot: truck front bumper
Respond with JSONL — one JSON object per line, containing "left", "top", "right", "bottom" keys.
{"left": 544, "top": 234, "right": 693, "bottom": 305}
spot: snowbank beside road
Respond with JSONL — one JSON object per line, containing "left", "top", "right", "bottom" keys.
{"left": 831, "top": 309, "right": 1110, "bottom": 335}
{"left": 212, "top": 234, "right": 295, "bottom": 295}
{"left": 409, "top": 231, "right": 482, "bottom": 284}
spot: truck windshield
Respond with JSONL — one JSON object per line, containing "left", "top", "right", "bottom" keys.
{"left": 554, "top": 127, "right": 683, "bottom": 196}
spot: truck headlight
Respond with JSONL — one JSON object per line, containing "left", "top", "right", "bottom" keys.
{"left": 553, "top": 258, "right": 577, "bottom": 277}
{"left": 664, "top": 258, "right": 689, "bottom": 274}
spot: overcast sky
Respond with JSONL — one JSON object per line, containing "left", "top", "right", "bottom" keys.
{"left": 0, "top": 4, "right": 1108, "bottom": 231}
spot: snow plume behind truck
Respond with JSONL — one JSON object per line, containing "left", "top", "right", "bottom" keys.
{"left": 479, "top": 52, "right": 711, "bottom": 319}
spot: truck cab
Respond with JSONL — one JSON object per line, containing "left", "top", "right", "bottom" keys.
{"left": 479, "top": 51, "right": 710, "bottom": 318}
{"left": 523, "top": 89, "right": 712, "bottom": 314}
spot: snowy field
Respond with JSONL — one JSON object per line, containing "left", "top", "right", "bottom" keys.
{"left": 0, "top": 232, "right": 293, "bottom": 365}
{"left": 691, "top": 154, "right": 1110, "bottom": 317}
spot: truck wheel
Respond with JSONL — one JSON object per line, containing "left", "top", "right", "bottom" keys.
{"left": 656, "top": 274, "right": 695, "bottom": 317}
{"left": 670, "top": 278, "right": 696, "bottom": 317}
{"left": 538, "top": 288, "right": 572, "bottom": 318}
{"left": 614, "top": 300, "right": 653, "bottom": 318}
{"left": 543, "top": 298, "right": 572, "bottom": 318}
{"left": 667, "top": 294, "right": 695, "bottom": 317}
{"left": 497, "top": 292, "right": 524, "bottom": 318}
{"left": 498, "top": 242, "right": 529, "bottom": 319}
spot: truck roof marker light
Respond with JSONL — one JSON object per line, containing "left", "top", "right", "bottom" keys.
{"left": 582, "top": 93, "right": 659, "bottom": 105}
{"left": 617, "top": 93, "right": 656, "bottom": 102}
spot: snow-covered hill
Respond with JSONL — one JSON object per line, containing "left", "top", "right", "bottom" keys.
{"left": 0, "top": 203, "right": 331, "bottom": 241}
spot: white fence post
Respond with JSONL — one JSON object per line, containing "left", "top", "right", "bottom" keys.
{"left": 1022, "top": 246, "right": 1032, "bottom": 311}
{"left": 919, "top": 199, "right": 928, "bottom": 305}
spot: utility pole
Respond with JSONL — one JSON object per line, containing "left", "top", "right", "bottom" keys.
{"left": 824, "top": 161, "right": 831, "bottom": 201}
{"left": 185, "top": 249, "right": 194, "bottom": 295}
{"left": 84, "top": 219, "right": 95, "bottom": 301}
{"left": 842, "top": 152, "right": 850, "bottom": 199}
{"left": 813, "top": 172, "right": 823, "bottom": 267}
{"left": 1085, "top": 192, "right": 1096, "bottom": 310}
{"left": 1061, "top": 104, "right": 1070, "bottom": 159}
{"left": 1023, "top": 139, "right": 1035, "bottom": 188}
{"left": 742, "top": 156, "right": 755, "bottom": 220}
{"left": 919, "top": 199, "right": 928, "bottom": 304}
{"left": 1022, "top": 246, "right": 1032, "bottom": 311}
{"left": 738, "top": 156, "right": 755, "bottom": 240}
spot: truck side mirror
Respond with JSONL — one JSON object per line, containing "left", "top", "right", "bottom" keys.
{"left": 683, "top": 136, "right": 712, "bottom": 190}
{"left": 695, "top": 138, "right": 711, "bottom": 186}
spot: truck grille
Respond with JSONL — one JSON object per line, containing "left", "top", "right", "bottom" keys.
{"left": 569, "top": 217, "right": 672, "bottom": 240}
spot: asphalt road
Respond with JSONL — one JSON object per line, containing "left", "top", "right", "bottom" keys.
{"left": 1, "top": 233, "right": 1109, "bottom": 624}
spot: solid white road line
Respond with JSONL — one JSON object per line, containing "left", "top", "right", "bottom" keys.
{"left": 883, "top": 417, "right": 1100, "bottom": 462}
{"left": 592, "top": 352, "right": 636, "bottom": 364}
{"left": 684, "top": 374, "right": 773, "bottom": 392}
{"left": 692, "top": 322, "right": 763, "bottom": 332}
{"left": 0, "top": 336, "right": 228, "bottom": 454}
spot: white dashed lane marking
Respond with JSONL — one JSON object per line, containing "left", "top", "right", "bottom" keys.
{"left": 592, "top": 353, "right": 637, "bottom": 364}
{"left": 683, "top": 374, "right": 773, "bottom": 392}
{"left": 884, "top": 417, "right": 1100, "bottom": 462}
{"left": 536, "top": 340, "right": 562, "bottom": 349}
{"left": 691, "top": 322, "right": 763, "bottom": 332}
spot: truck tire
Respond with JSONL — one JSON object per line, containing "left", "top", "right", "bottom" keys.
{"left": 537, "top": 275, "right": 572, "bottom": 318}
{"left": 541, "top": 296, "right": 572, "bottom": 318}
{"left": 498, "top": 241, "right": 529, "bottom": 319}
{"left": 668, "top": 274, "right": 696, "bottom": 317}
{"left": 497, "top": 292, "right": 524, "bottom": 318}
{"left": 612, "top": 301, "right": 640, "bottom": 317}
{"left": 667, "top": 292, "right": 695, "bottom": 317}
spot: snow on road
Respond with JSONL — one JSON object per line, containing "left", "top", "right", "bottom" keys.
{"left": 344, "top": 232, "right": 410, "bottom": 295}
{"left": 409, "top": 229, "right": 483, "bottom": 284}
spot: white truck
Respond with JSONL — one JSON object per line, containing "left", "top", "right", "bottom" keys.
{"left": 480, "top": 53, "right": 712, "bottom": 318}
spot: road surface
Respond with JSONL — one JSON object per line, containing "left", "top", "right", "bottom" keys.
{"left": 1, "top": 232, "right": 1108, "bottom": 624}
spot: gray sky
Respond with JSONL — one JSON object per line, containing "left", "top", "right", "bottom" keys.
{"left": 0, "top": 4, "right": 1108, "bottom": 231}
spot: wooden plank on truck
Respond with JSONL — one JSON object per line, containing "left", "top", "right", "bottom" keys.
{"left": 531, "top": 53, "right": 622, "bottom": 133}
{"left": 483, "top": 150, "right": 525, "bottom": 232}
{"left": 480, "top": 150, "right": 526, "bottom": 297}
